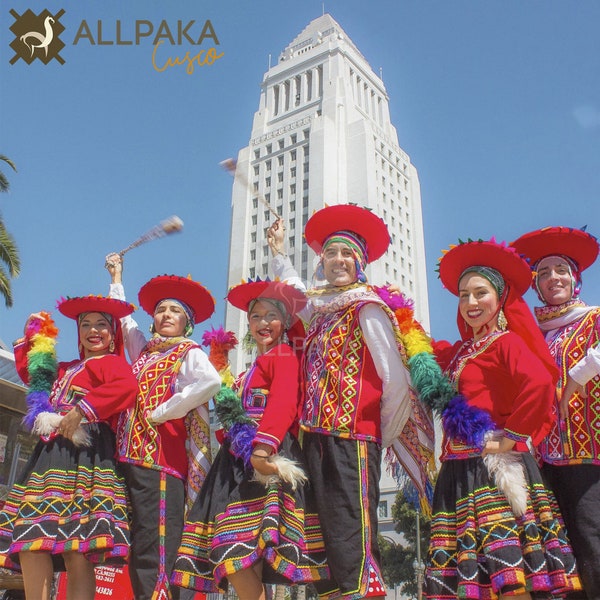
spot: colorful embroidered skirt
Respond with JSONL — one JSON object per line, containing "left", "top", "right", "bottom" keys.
{"left": 0, "top": 423, "right": 130, "bottom": 571}
{"left": 425, "top": 453, "right": 582, "bottom": 599}
{"left": 171, "top": 434, "right": 329, "bottom": 592}
{"left": 302, "top": 433, "right": 386, "bottom": 600}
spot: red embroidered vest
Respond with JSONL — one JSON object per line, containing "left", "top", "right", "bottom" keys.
{"left": 301, "top": 300, "right": 383, "bottom": 442}
{"left": 538, "top": 308, "right": 600, "bottom": 465}
{"left": 117, "top": 340, "right": 197, "bottom": 479}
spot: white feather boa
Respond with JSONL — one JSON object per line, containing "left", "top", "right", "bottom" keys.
{"left": 252, "top": 455, "right": 308, "bottom": 490}
{"left": 482, "top": 430, "right": 528, "bottom": 517}
{"left": 33, "top": 412, "right": 91, "bottom": 448}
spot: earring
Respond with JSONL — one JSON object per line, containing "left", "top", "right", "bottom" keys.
{"left": 109, "top": 340, "right": 115, "bottom": 353}
{"left": 497, "top": 309, "right": 507, "bottom": 331}
{"left": 282, "top": 330, "right": 290, "bottom": 345}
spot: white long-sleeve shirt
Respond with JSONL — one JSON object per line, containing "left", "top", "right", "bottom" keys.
{"left": 109, "top": 282, "right": 220, "bottom": 423}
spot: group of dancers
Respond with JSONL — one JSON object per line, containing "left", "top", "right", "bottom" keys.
{"left": 0, "top": 203, "right": 597, "bottom": 600}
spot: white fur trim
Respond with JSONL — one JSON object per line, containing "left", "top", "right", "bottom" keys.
{"left": 252, "top": 455, "right": 308, "bottom": 490}
{"left": 33, "top": 412, "right": 91, "bottom": 448}
{"left": 483, "top": 430, "right": 528, "bottom": 517}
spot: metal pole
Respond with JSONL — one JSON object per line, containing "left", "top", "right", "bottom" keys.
{"left": 415, "top": 510, "right": 423, "bottom": 600}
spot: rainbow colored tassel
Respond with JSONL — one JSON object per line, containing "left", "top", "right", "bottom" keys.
{"left": 375, "top": 285, "right": 496, "bottom": 449}
{"left": 23, "top": 312, "right": 58, "bottom": 430}
{"left": 202, "top": 326, "right": 237, "bottom": 387}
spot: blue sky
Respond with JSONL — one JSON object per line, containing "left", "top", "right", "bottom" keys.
{"left": 1, "top": 0, "right": 599, "bottom": 361}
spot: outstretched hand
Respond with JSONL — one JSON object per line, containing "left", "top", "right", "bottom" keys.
{"left": 267, "top": 218, "right": 286, "bottom": 256}
{"left": 105, "top": 252, "right": 123, "bottom": 284}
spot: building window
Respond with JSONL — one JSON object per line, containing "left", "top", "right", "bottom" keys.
{"left": 252, "top": 198, "right": 258, "bottom": 209}
{"left": 264, "top": 210, "right": 270, "bottom": 220}
{"left": 277, "top": 189, "right": 283, "bottom": 199}
{"left": 303, "top": 129, "right": 309, "bottom": 140}
{"left": 291, "top": 150, "right": 297, "bottom": 161}
{"left": 263, "top": 246, "right": 269, "bottom": 257}
{"left": 278, "top": 139, "right": 284, "bottom": 150}
{"left": 266, "top": 160, "right": 271, "bottom": 171}
{"left": 277, "top": 172, "right": 283, "bottom": 183}
{"left": 254, "top": 149, "right": 260, "bottom": 159}
{"left": 250, "top": 267, "right": 256, "bottom": 278}
{"left": 290, "top": 200, "right": 296, "bottom": 212}
{"left": 251, "top": 232, "right": 256, "bottom": 243}
{"left": 291, "top": 133, "right": 297, "bottom": 144}
{"left": 290, "top": 184, "right": 296, "bottom": 195}
{"left": 378, "top": 501, "right": 388, "bottom": 519}
{"left": 278, "top": 155, "right": 284, "bottom": 166}
{"left": 253, "top": 165, "right": 259, "bottom": 176}
{"left": 250, "top": 250, "right": 256, "bottom": 261}
{"left": 290, "top": 167, "right": 296, "bottom": 178}
{"left": 266, "top": 144, "right": 272, "bottom": 154}
{"left": 265, "top": 177, "right": 271, "bottom": 188}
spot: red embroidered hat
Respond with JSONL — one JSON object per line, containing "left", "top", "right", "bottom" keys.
{"left": 227, "top": 278, "right": 307, "bottom": 317}
{"left": 138, "top": 275, "right": 215, "bottom": 324}
{"left": 438, "top": 239, "right": 532, "bottom": 296}
{"left": 511, "top": 226, "right": 599, "bottom": 272}
{"left": 304, "top": 204, "right": 390, "bottom": 263}
{"left": 57, "top": 295, "right": 135, "bottom": 320}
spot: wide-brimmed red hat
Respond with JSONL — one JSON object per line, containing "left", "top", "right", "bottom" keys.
{"left": 439, "top": 239, "right": 532, "bottom": 297}
{"left": 228, "top": 278, "right": 307, "bottom": 352}
{"left": 511, "top": 226, "right": 599, "bottom": 272}
{"left": 58, "top": 295, "right": 135, "bottom": 320}
{"left": 304, "top": 204, "right": 390, "bottom": 263}
{"left": 227, "top": 278, "right": 307, "bottom": 317}
{"left": 438, "top": 239, "right": 558, "bottom": 385}
{"left": 138, "top": 275, "right": 215, "bottom": 324}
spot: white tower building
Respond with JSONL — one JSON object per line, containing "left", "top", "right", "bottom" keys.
{"left": 226, "top": 13, "right": 429, "bottom": 373}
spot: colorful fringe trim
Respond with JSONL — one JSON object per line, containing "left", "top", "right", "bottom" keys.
{"left": 202, "top": 327, "right": 257, "bottom": 468}
{"left": 202, "top": 326, "right": 237, "bottom": 388}
{"left": 23, "top": 312, "right": 58, "bottom": 430}
{"left": 375, "top": 285, "right": 495, "bottom": 447}
{"left": 375, "top": 286, "right": 499, "bottom": 515}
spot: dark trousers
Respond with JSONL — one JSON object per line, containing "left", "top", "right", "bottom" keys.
{"left": 302, "top": 433, "right": 383, "bottom": 598}
{"left": 122, "top": 463, "right": 185, "bottom": 600}
{"left": 542, "top": 463, "right": 600, "bottom": 600}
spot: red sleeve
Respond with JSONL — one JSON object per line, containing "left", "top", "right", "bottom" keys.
{"left": 76, "top": 355, "right": 138, "bottom": 422}
{"left": 13, "top": 339, "right": 31, "bottom": 385}
{"left": 500, "top": 333, "right": 555, "bottom": 446}
{"left": 432, "top": 338, "right": 461, "bottom": 371}
{"left": 253, "top": 346, "right": 301, "bottom": 450}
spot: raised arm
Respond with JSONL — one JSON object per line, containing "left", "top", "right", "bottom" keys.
{"left": 105, "top": 252, "right": 147, "bottom": 361}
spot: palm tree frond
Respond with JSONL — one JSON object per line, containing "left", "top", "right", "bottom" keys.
{"left": 0, "top": 267, "right": 14, "bottom": 307}
{"left": 0, "top": 221, "right": 21, "bottom": 277}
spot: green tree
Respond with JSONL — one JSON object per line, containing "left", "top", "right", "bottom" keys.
{"left": 0, "top": 155, "right": 20, "bottom": 307}
{"left": 379, "top": 492, "right": 431, "bottom": 599}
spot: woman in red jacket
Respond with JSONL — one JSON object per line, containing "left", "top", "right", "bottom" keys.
{"left": 426, "top": 239, "right": 581, "bottom": 600}
{"left": 0, "top": 296, "right": 138, "bottom": 600}
{"left": 172, "top": 279, "right": 328, "bottom": 600}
